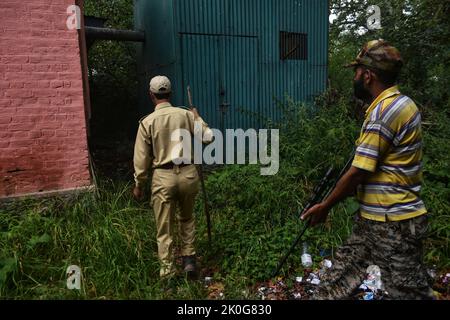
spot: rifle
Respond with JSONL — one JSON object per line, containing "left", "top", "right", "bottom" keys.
{"left": 187, "top": 86, "right": 212, "bottom": 246}
{"left": 271, "top": 153, "right": 355, "bottom": 278}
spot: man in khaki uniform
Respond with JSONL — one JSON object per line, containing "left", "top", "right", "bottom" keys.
{"left": 132, "top": 75, "right": 213, "bottom": 278}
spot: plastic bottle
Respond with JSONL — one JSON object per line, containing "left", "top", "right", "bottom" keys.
{"left": 301, "top": 242, "right": 313, "bottom": 268}
{"left": 366, "top": 265, "right": 383, "bottom": 291}
{"left": 363, "top": 292, "right": 374, "bottom": 300}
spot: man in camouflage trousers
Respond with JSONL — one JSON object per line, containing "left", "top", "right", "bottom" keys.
{"left": 301, "top": 40, "right": 434, "bottom": 300}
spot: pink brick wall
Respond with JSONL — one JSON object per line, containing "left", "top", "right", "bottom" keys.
{"left": 0, "top": 0, "right": 91, "bottom": 197}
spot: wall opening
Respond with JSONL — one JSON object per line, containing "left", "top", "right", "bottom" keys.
{"left": 83, "top": 1, "right": 139, "bottom": 182}
{"left": 280, "top": 31, "right": 308, "bottom": 61}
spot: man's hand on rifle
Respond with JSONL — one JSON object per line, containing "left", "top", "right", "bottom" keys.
{"left": 301, "top": 203, "right": 329, "bottom": 227}
{"left": 301, "top": 166, "right": 366, "bottom": 227}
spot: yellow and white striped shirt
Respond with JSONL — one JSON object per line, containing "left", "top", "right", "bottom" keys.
{"left": 352, "top": 86, "right": 427, "bottom": 222}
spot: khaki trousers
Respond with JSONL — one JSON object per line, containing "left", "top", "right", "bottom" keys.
{"left": 151, "top": 164, "right": 200, "bottom": 277}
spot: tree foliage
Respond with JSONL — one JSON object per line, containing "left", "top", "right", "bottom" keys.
{"left": 329, "top": 0, "right": 450, "bottom": 112}
{"left": 84, "top": 0, "right": 138, "bottom": 140}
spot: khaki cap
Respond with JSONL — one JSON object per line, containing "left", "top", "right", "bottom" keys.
{"left": 149, "top": 75, "right": 172, "bottom": 94}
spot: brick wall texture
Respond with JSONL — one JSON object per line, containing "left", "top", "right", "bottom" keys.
{"left": 0, "top": 0, "right": 91, "bottom": 197}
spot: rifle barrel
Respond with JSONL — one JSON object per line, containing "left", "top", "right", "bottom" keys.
{"left": 271, "top": 152, "right": 355, "bottom": 278}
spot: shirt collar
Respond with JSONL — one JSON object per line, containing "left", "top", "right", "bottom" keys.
{"left": 155, "top": 102, "right": 173, "bottom": 110}
{"left": 365, "top": 85, "right": 401, "bottom": 117}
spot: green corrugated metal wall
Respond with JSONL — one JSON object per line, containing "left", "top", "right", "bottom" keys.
{"left": 134, "top": 0, "right": 329, "bottom": 130}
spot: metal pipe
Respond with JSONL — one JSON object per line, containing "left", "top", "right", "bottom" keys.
{"left": 84, "top": 26, "right": 145, "bottom": 42}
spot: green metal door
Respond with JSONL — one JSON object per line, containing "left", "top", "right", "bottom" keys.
{"left": 223, "top": 36, "right": 259, "bottom": 130}
{"left": 181, "top": 34, "right": 221, "bottom": 129}
{"left": 181, "top": 34, "right": 259, "bottom": 131}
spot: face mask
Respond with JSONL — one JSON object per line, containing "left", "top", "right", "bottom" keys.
{"left": 353, "top": 76, "right": 372, "bottom": 103}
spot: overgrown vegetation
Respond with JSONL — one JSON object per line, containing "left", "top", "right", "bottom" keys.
{"left": 1, "top": 93, "right": 448, "bottom": 298}
{"left": 85, "top": 0, "right": 138, "bottom": 141}
{"left": 0, "top": 0, "right": 448, "bottom": 299}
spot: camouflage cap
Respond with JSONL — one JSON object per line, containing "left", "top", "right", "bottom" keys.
{"left": 345, "top": 39, "right": 403, "bottom": 73}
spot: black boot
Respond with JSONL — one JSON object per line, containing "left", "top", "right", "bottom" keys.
{"left": 182, "top": 255, "right": 198, "bottom": 279}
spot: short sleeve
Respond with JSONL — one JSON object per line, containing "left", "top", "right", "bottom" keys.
{"left": 352, "top": 120, "right": 395, "bottom": 172}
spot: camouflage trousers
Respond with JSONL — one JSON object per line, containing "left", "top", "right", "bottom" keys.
{"left": 312, "top": 213, "right": 434, "bottom": 300}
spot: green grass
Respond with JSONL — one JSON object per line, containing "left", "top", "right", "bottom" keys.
{"left": 0, "top": 179, "right": 220, "bottom": 299}
{"left": 1, "top": 94, "right": 449, "bottom": 299}
{"left": 0, "top": 178, "right": 357, "bottom": 300}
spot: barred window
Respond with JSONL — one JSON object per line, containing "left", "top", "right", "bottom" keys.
{"left": 280, "top": 31, "right": 308, "bottom": 61}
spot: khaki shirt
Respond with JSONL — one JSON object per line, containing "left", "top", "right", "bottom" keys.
{"left": 133, "top": 102, "right": 213, "bottom": 187}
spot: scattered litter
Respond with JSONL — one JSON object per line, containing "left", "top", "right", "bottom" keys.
{"left": 318, "top": 259, "right": 333, "bottom": 276}
{"left": 363, "top": 292, "right": 374, "bottom": 300}
{"left": 254, "top": 266, "right": 449, "bottom": 301}
{"left": 432, "top": 271, "right": 450, "bottom": 300}
{"left": 319, "top": 249, "right": 332, "bottom": 257}
{"left": 301, "top": 243, "right": 313, "bottom": 268}
{"left": 444, "top": 273, "right": 450, "bottom": 284}
{"left": 322, "top": 259, "right": 333, "bottom": 269}
{"left": 257, "top": 280, "right": 288, "bottom": 300}
{"left": 204, "top": 276, "right": 213, "bottom": 285}
{"left": 277, "top": 280, "right": 286, "bottom": 287}
{"left": 292, "top": 292, "right": 302, "bottom": 300}
{"left": 366, "top": 265, "right": 383, "bottom": 291}
{"left": 427, "top": 267, "right": 437, "bottom": 279}
{"left": 356, "top": 265, "right": 384, "bottom": 300}
{"left": 306, "top": 272, "right": 321, "bottom": 285}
